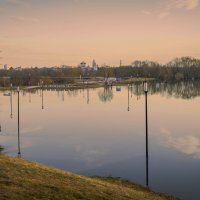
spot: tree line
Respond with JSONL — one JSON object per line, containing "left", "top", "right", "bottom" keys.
{"left": 1, "top": 57, "right": 200, "bottom": 86}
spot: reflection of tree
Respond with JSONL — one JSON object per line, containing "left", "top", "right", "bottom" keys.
{"left": 98, "top": 87, "right": 114, "bottom": 103}
{"left": 130, "top": 81, "right": 200, "bottom": 99}
{"left": 150, "top": 81, "right": 200, "bottom": 99}
{"left": 66, "top": 90, "right": 78, "bottom": 97}
{"left": 130, "top": 83, "right": 144, "bottom": 97}
{"left": 0, "top": 145, "right": 4, "bottom": 153}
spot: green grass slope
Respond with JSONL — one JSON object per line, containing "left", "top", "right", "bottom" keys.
{"left": 0, "top": 154, "right": 177, "bottom": 200}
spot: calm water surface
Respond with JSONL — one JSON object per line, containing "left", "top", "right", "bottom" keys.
{"left": 1, "top": 82, "right": 200, "bottom": 200}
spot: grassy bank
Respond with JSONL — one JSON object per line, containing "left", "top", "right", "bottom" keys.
{"left": 0, "top": 154, "right": 177, "bottom": 200}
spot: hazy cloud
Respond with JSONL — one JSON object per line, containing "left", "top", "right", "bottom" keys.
{"left": 159, "top": 0, "right": 199, "bottom": 18}
{"left": 142, "top": 0, "right": 199, "bottom": 18}
{"left": 159, "top": 11, "right": 170, "bottom": 18}
{"left": 10, "top": 16, "right": 39, "bottom": 23}
{"left": 169, "top": 0, "right": 199, "bottom": 10}
{"left": 21, "top": 127, "right": 42, "bottom": 134}
{"left": 160, "top": 128, "right": 200, "bottom": 159}
{"left": 6, "top": 0, "right": 30, "bottom": 7}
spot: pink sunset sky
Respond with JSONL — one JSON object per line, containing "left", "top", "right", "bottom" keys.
{"left": 0, "top": 0, "right": 200, "bottom": 67}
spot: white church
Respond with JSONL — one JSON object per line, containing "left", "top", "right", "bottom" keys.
{"left": 79, "top": 60, "right": 98, "bottom": 71}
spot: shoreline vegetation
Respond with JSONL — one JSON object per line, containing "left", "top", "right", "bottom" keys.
{"left": 0, "top": 154, "right": 178, "bottom": 200}
{"left": 0, "top": 78, "right": 153, "bottom": 91}
{"left": 1, "top": 57, "right": 200, "bottom": 88}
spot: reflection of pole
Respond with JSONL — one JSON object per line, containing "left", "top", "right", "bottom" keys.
{"left": 17, "top": 87, "right": 21, "bottom": 158}
{"left": 83, "top": 88, "right": 85, "bottom": 98}
{"left": 144, "top": 81, "right": 149, "bottom": 187}
{"left": 87, "top": 82, "right": 89, "bottom": 104}
{"left": 29, "top": 91, "right": 31, "bottom": 103}
{"left": 131, "top": 84, "right": 133, "bottom": 98}
{"left": 42, "top": 82, "right": 44, "bottom": 110}
{"left": 87, "top": 88, "right": 89, "bottom": 104}
{"left": 137, "top": 84, "right": 139, "bottom": 100}
{"left": 10, "top": 83, "right": 13, "bottom": 118}
{"left": 128, "top": 84, "right": 130, "bottom": 111}
{"left": 62, "top": 90, "right": 65, "bottom": 101}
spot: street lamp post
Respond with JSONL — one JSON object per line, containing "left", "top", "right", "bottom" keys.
{"left": 144, "top": 81, "right": 149, "bottom": 187}
{"left": 17, "top": 86, "right": 21, "bottom": 158}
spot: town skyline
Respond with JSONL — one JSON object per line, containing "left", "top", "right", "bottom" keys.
{"left": 0, "top": 0, "right": 200, "bottom": 67}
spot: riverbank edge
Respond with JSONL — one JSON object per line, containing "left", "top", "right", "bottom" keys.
{"left": 0, "top": 154, "right": 178, "bottom": 200}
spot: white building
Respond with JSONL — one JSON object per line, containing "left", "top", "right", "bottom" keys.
{"left": 79, "top": 62, "right": 87, "bottom": 70}
{"left": 4, "top": 64, "right": 8, "bottom": 70}
{"left": 92, "top": 60, "right": 98, "bottom": 71}
{"left": 15, "top": 67, "right": 22, "bottom": 71}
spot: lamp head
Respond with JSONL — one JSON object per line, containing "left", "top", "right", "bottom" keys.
{"left": 144, "top": 81, "right": 148, "bottom": 93}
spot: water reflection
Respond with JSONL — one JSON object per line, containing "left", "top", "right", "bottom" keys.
{"left": 62, "top": 90, "right": 65, "bottom": 102}
{"left": 123, "top": 81, "right": 200, "bottom": 100}
{"left": 127, "top": 85, "right": 130, "bottom": 112}
{"left": 29, "top": 91, "right": 31, "bottom": 103}
{"left": 98, "top": 87, "right": 114, "bottom": 103}
{"left": 41, "top": 88, "right": 44, "bottom": 110}
{"left": 1, "top": 81, "right": 200, "bottom": 200}
{"left": 87, "top": 87, "right": 89, "bottom": 104}
{"left": 160, "top": 128, "right": 200, "bottom": 159}
{"left": 10, "top": 88, "right": 13, "bottom": 118}
{"left": 149, "top": 81, "right": 200, "bottom": 99}
{"left": 67, "top": 90, "right": 78, "bottom": 97}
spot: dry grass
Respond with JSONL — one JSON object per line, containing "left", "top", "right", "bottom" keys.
{"left": 0, "top": 154, "right": 178, "bottom": 200}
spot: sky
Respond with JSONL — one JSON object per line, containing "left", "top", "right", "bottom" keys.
{"left": 0, "top": 0, "right": 200, "bottom": 67}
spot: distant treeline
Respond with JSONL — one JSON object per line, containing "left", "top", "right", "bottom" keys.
{"left": 1, "top": 57, "right": 200, "bottom": 86}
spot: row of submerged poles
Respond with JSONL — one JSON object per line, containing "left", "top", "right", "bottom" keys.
{"left": 2, "top": 85, "right": 22, "bottom": 157}
{"left": 0, "top": 81, "right": 44, "bottom": 157}
{"left": 4, "top": 81, "right": 149, "bottom": 187}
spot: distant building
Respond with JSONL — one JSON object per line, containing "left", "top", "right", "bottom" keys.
{"left": 79, "top": 61, "right": 87, "bottom": 68}
{"left": 92, "top": 60, "right": 98, "bottom": 71}
{"left": 51, "top": 66, "right": 59, "bottom": 71}
{"left": 60, "top": 65, "right": 72, "bottom": 69}
{"left": 4, "top": 64, "right": 8, "bottom": 70}
{"left": 120, "top": 60, "right": 122, "bottom": 67}
{"left": 79, "top": 61, "right": 89, "bottom": 71}
{"left": 15, "top": 67, "right": 22, "bottom": 71}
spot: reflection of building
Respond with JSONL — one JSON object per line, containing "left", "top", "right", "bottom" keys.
{"left": 98, "top": 87, "right": 114, "bottom": 103}
{"left": 105, "top": 77, "right": 117, "bottom": 85}
{"left": 116, "top": 86, "right": 121, "bottom": 92}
